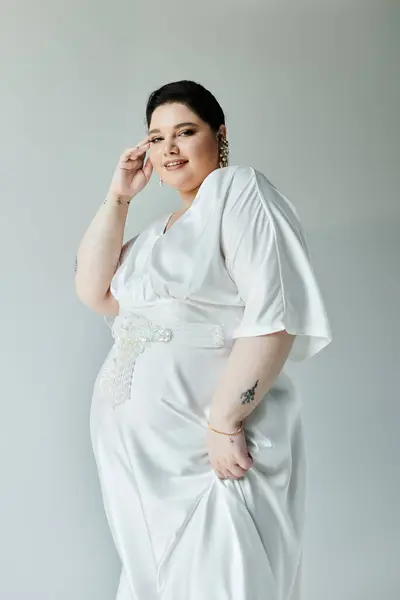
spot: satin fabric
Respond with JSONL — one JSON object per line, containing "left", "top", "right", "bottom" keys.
{"left": 90, "top": 165, "right": 332, "bottom": 600}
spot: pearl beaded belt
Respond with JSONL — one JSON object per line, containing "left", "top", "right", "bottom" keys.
{"left": 97, "top": 312, "right": 230, "bottom": 409}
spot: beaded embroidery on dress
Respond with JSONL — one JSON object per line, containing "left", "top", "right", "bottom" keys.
{"left": 98, "top": 313, "right": 172, "bottom": 409}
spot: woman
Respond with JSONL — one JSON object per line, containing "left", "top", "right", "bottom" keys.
{"left": 75, "top": 80, "right": 332, "bottom": 600}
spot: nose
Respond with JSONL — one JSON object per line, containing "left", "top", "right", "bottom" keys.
{"left": 163, "top": 138, "right": 179, "bottom": 156}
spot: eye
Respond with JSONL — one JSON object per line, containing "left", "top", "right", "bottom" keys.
{"left": 150, "top": 137, "right": 163, "bottom": 144}
{"left": 179, "top": 129, "right": 195, "bottom": 137}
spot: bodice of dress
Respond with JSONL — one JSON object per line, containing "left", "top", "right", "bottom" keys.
{"left": 109, "top": 167, "right": 247, "bottom": 332}
{"left": 107, "top": 165, "right": 332, "bottom": 362}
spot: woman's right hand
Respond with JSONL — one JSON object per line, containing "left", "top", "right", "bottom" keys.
{"left": 107, "top": 139, "right": 153, "bottom": 201}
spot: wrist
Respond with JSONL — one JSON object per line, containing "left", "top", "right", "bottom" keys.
{"left": 104, "top": 191, "right": 133, "bottom": 206}
{"left": 208, "top": 413, "right": 242, "bottom": 432}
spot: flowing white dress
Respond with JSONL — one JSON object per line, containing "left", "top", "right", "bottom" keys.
{"left": 90, "top": 165, "right": 332, "bottom": 600}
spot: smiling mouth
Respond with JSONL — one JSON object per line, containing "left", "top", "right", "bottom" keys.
{"left": 164, "top": 160, "right": 188, "bottom": 170}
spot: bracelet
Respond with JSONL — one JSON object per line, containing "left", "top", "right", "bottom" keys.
{"left": 103, "top": 195, "right": 132, "bottom": 206}
{"left": 208, "top": 421, "right": 243, "bottom": 443}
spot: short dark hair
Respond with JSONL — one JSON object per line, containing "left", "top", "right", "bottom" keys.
{"left": 145, "top": 80, "right": 225, "bottom": 132}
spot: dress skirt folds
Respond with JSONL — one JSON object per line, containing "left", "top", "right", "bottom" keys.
{"left": 89, "top": 166, "right": 332, "bottom": 600}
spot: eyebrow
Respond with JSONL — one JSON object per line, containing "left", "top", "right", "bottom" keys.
{"left": 148, "top": 122, "right": 199, "bottom": 135}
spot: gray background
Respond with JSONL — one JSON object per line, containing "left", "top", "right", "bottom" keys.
{"left": 1, "top": 1, "right": 399, "bottom": 598}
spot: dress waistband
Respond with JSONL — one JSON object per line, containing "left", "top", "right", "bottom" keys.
{"left": 100, "top": 312, "right": 233, "bottom": 410}
{"left": 111, "top": 312, "right": 233, "bottom": 349}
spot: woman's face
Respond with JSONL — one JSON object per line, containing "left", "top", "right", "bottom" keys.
{"left": 148, "top": 102, "right": 226, "bottom": 198}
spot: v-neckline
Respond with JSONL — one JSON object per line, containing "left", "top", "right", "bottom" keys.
{"left": 158, "top": 167, "right": 222, "bottom": 238}
{"left": 162, "top": 212, "right": 179, "bottom": 235}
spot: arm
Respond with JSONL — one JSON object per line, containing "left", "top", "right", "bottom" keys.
{"left": 209, "top": 330, "right": 295, "bottom": 431}
{"left": 74, "top": 140, "right": 153, "bottom": 316}
{"left": 74, "top": 191, "right": 131, "bottom": 315}
{"left": 206, "top": 329, "right": 295, "bottom": 481}
{"left": 207, "top": 167, "right": 331, "bottom": 480}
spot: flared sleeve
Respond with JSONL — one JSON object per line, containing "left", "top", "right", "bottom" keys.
{"left": 221, "top": 166, "right": 332, "bottom": 361}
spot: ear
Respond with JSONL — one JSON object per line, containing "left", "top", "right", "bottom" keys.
{"left": 217, "top": 124, "right": 227, "bottom": 139}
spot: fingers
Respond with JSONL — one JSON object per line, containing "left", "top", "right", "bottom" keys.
{"left": 121, "top": 140, "right": 150, "bottom": 162}
{"left": 236, "top": 453, "right": 253, "bottom": 471}
{"left": 135, "top": 136, "right": 150, "bottom": 147}
{"left": 230, "top": 463, "right": 249, "bottom": 478}
{"left": 213, "top": 460, "right": 252, "bottom": 480}
{"left": 223, "top": 465, "right": 247, "bottom": 480}
{"left": 119, "top": 157, "right": 143, "bottom": 171}
{"left": 215, "top": 468, "right": 243, "bottom": 480}
{"left": 212, "top": 446, "right": 254, "bottom": 480}
{"left": 143, "top": 156, "right": 153, "bottom": 180}
{"left": 208, "top": 428, "right": 254, "bottom": 480}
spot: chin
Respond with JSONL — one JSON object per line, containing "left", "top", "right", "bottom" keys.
{"left": 164, "top": 170, "right": 197, "bottom": 192}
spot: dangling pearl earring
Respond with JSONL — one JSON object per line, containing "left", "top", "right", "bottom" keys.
{"left": 159, "top": 177, "right": 164, "bottom": 187}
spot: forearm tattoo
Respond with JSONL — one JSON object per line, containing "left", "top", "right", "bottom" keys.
{"left": 240, "top": 380, "right": 259, "bottom": 405}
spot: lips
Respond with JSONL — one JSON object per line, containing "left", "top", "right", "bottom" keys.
{"left": 163, "top": 159, "right": 188, "bottom": 169}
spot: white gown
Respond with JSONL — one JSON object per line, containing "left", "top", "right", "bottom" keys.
{"left": 90, "top": 165, "right": 332, "bottom": 600}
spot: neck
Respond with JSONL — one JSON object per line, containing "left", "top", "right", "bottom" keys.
{"left": 177, "top": 165, "right": 219, "bottom": 208}
{"left": 179, "top": 186, "right": 200, "bottom": 208}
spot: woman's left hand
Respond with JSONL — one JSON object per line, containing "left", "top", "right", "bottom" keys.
{"left": 206, "top": 422, "right": 254, "bottom": 480}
